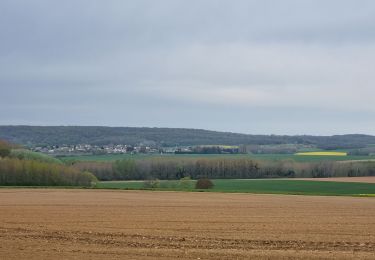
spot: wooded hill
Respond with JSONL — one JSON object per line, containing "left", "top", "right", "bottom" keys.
{"left": 0, "top": 140, "right": 97, "bottom": 186}
{"left": 0, "top": 125, "right": 374, "bottom": 149}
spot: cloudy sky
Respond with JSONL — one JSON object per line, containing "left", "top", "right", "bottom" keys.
{"left": 1, "top": 0, "right": 374, "bottom": 135}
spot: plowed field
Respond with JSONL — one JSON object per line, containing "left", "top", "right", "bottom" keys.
{"left": 292, "top": 176, "right": 375, "bottom": 183}
{"left": 1, "top": 189, "right": 375, "bottom": 259}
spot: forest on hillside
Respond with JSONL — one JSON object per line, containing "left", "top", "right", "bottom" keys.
{"left": 1, "top": 126, "right": 375, "bottom": 149}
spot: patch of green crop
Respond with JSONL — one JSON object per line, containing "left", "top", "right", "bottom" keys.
{"left": 96, "top": 179, "right": 375, "bottom": 197}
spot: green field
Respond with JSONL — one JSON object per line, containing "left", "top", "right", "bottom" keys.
{"left": 60, "top": 153, "right": 375, "bottom": 163}
{"left": 96, "top": 179, "right": 375, "bottom": 196}
{"left": 295, "top": 151, "right": 347, "bottom": 156}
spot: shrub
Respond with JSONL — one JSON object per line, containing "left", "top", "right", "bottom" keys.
{"left": 143, "top": 179, "right": 160, "bottom": 189}
{"left": 179, "top": 176, "right": 193, "bottom": 189}
{"left": 0, "top": 140, "right": 11, "bottom": 158}
{"left": 195, "top": 178, "right": 214, "bottom": 189}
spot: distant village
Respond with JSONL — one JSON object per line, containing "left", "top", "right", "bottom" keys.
{"left": 31, "top": 144, "right": 241, "bottom": 156}
{"left": 33, "top": 144, "right": 162, "bottom": 156}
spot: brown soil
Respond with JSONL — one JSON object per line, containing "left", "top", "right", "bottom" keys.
{"left": 291, "top": 176, "right": 375, "bottom": 183}
{"left": 1, "top": 189, "right": 375, "bottom": 259}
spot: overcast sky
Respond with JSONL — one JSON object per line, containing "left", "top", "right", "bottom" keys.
{"left": 1, "top": 0, "right": 374, "bottom": 135}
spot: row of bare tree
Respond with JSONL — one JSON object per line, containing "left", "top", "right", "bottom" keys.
{"left": 72, "top": 158, "right": 375, "bottom": 181}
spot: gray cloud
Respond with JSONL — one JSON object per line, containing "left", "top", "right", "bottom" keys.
{"left": 1, "top": 0, "right": 375, "bottom": 134}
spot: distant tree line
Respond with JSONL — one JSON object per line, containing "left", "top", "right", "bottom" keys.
{"left": 348, "top": 147, "right": 375, "bottom": 156}
{"left": 175, "top": 146, "right": 239, "bottom": 154}
{"left": 71, "top": 158, "right": 375, "bottom": 181}
{"left": 239, "top": 144, "right": 302, "bottom": 154}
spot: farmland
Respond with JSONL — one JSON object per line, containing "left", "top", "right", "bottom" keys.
{"left": 295, "top": 151, "right": 348, "bottom": 156}
{"left": 96, "top": 179, "right": 375, "bottom": 196}
{"left": 60, "top": 153, "right": 375, "bottom": 163}
{"left": 1, "top": 189, "right": 374, "bottom": 259}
